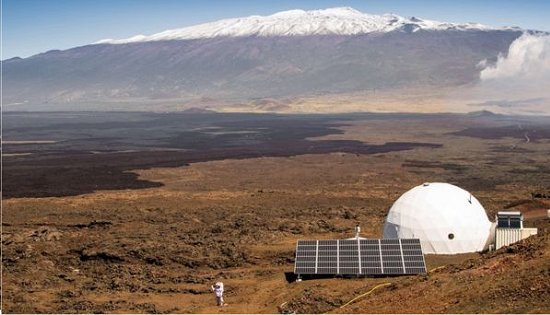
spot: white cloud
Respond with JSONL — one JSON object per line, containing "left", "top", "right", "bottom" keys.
{"left": 480, "top": 33, "right": 550, "bottom": 81}
{"left": 463, "top": 33, "right": 550, "bottom": 114}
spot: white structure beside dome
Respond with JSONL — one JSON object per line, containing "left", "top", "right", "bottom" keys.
{"left": 383, "top": 183, "right": 493, "bottom": 254}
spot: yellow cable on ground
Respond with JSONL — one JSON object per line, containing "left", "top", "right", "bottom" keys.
{"left": 429, "top": 265, "right": 446, "bottom": 273}
{"left": 326, "top": 265, "right": 444, "bottom": 313}
{"left": 338, "top": 282, "right": 392, "bottom": 309}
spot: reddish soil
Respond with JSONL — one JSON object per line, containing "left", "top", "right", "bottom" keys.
{"left": 3, "top": 112, "right": 550, "bottom": 313}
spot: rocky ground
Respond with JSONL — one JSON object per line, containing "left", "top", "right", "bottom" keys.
{"left": 2, "top": 113, "right": 550, "bottom": 313}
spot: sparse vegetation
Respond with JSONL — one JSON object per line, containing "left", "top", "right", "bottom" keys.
{"left": 2, "top": 112, "right": 549, "bottom": 313}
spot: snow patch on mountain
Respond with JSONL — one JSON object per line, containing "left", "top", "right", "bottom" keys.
{"left": 96, "top": 7, "right": 510, "bottom": 44}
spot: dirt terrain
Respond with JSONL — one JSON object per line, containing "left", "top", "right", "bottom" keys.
{"left": 2, "top": 112, "right": 550, "bottom": 313}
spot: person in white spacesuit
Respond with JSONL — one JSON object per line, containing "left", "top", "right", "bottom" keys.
{"left": 211, "top": 282, "right": 226, "bottom": 306}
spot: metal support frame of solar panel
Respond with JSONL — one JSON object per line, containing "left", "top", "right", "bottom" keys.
{"left": 294, "top": 238, "right": 426, "bottom": 276}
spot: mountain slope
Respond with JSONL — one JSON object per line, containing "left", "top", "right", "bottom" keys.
{"left": 3, "top": 8, "right": 527, "bottom": 110}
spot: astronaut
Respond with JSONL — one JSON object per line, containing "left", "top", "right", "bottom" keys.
{"left": 211, "top": 282, "right": 226, "bottom": 306}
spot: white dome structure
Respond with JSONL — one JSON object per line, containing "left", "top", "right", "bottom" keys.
{"left": 383, "top": 183, "right": 493, "bottom": 254}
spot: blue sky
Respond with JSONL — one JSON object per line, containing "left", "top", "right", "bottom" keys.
{"left": 3, "top": 0, "right": 550, "bottom": 59}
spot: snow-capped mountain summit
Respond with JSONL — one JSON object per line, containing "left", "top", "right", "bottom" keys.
{"left": 97, "top": 7, "right": 500, "bottom": 44}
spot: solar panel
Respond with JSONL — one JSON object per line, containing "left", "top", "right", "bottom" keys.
{"left": 294, "top": 238, "right": 426, "bottom": 276}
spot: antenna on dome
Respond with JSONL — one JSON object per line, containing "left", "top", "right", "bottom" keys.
{"left": 468, "top": 193, "right": 472, "bottom": 204}
{"left": 355, "top": 225, "right": 361, "bottom": 239}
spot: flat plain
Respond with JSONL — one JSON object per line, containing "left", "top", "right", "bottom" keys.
{"left": 2, "top": 111, "right": 550, "bottom": 313}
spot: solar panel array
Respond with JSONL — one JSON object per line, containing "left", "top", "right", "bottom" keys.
{"left": 294, "top": 238, "right": 426, "bottom": 276}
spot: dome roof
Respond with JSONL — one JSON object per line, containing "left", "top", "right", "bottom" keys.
{"left": 383, "top": 183, "right": 493, "bottom": 254}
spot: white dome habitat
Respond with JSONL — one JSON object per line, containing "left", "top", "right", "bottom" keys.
{"left": 383, "top": 183, "right": 493, "bottom": 254}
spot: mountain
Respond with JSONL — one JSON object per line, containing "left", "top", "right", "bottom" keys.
{"left": 3, "top": 7, "right": 529, "bottom": 111}
{"left": 96, "top": 7, "right": 506, "bottom": 44}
